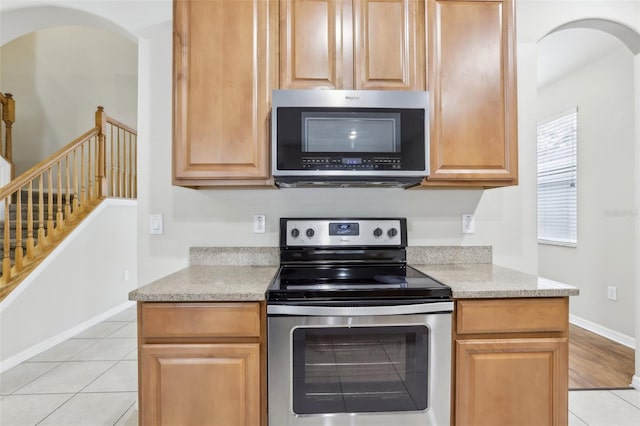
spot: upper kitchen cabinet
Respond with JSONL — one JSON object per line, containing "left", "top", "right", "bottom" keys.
{"left": 280, "top": 0, "right": 426, "bottom": 90}
{"left": 173, "top": 0, "right": 278, "bottom": 187}
{"left": 422, "top": 0, "right": 518, "bottom": 187}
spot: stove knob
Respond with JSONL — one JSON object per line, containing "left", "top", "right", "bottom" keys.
{"left": 373, "top": 228, "right": 383, "bottom": 237}
{"left": 388, "top": 228, "right": 398, "bottom": 237}
{"left": 306, "top": 228, "right": 315, "bottom": 238}
{"left": 291, "top": 228, "right": 300, "bottom": 238}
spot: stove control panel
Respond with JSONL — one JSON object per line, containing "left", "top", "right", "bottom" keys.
{"left": 283, "top": 218, "right": 404, "bottom": 247}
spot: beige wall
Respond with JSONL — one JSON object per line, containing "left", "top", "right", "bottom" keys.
{"left": 0, "top": 26, "right": 137, "bottom": 175}
{"left": 537, "top": 44, "right": 636, "bottom": 339}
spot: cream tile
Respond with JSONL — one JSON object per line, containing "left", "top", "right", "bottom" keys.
{"left": 83, "top": 360, "right": 138, "bottom": 392}
{"left": 114, "top": 404, "right": 138, "bottom": 426}
{"left": 569, "top": 390, "right": 640, "bottom": 426}
{"left": 70, "top": 338, "right": 137, "bottom": 361}
{"left": 0, "top": 393, "right": 73, "bottom": 426}
{"left": 26, "top": 338, "right": 99, "bottom": 362}
{"left": 108, "top": 322, "right": 138, "bottom": 338}
{"left": 569, "top": 411, "right": 588, "bottom": 426}
{"left": 13, "top": 361, "right": 116, "bottom": 394}
{"left": 37, "top": 392, "right": 137, "bottom": 426}
{"left": 107, "top": 307, "right": 137, "bottom": 322}
{"left": 74, "top": 322, "right": 127, "bottom": 338}
{"left": 0, "top": 362, "right": 61, "bottom": 395}
{"left": 124, "top": 348, "right": 138, "bottom": 361}
{"left": 612, "top": 389, "right": 640, "bottom": 409}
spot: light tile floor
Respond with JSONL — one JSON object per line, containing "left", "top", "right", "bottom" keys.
{"left": 1, "top": 305, "right": 640, "bottom": 425}
{"left": 1, "top": 306, "right": 138, "bottom": 426}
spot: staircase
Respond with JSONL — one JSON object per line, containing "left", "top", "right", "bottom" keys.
{"left": 0, "top": 103, "right": 137, "bottom": 300}
{"left": 0, "top": 190, "right": 74, "bottom": 274}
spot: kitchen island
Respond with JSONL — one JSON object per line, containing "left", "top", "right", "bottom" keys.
{"left": 129, "top": 247, "right": 578, "bottom": 426}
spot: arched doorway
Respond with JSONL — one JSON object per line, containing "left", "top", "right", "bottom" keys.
{"left": 1, "top": 25, "right": 138, "bottom": 176}
{"left": 536, "top": 18, "right": 640, "bottom": 390}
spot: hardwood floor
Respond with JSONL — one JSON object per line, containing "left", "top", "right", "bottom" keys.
{"left": 569, "top": 324, "right": 635, "bottom": 389}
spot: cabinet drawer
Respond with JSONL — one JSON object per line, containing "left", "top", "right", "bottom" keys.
{"left": 140, "top": 302, "right": 261, "bottom": 338}
{"left": 456, "top": 298, "right": 568, "bottom": 335}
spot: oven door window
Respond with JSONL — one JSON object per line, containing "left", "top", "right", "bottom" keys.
{"left": 292, "top": 326, "right": 429, "bottom": 415}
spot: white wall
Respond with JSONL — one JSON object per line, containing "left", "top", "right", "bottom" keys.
{"left": 0, "top": 200, "right": 138, "bottom": 369}
{"left": 0, "top": 25, "right": 137, "bottom": 175}
{"left": 537, "top": 43, "right": 636, "bottom": 338}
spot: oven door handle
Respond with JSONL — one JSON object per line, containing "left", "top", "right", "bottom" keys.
{"left": 267, "top": 301, "right": 453, "bottom": 316}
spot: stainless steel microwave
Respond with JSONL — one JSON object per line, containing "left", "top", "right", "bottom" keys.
{"left": 271, "top": 89, "right": 429, "bottom": 188}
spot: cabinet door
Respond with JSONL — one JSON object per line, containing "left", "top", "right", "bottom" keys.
{"left": 353, "top": 0, "right": 426, "bottom": 90}
{"left": 280, "top": 0, "right": 426, "bottom": 90}
{"left": 280, "top": 0, "right": 345, "bottom": 89}
{"left": 425, "top": 0, "right": 517, "bottom": 186}
{"left": 140, "top": 343, "right": 260, "bottom": 426}
{"left": 173, "top": 0, "right": 276, "bottom": 185}
{"left": 456, "top": 338, "right": 568, "bottom": 426}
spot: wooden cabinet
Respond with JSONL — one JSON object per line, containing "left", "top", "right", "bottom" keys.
{"left": 422, "top": 0, "right": 518, "bottom": 187}
{"left": 172, "top": 0, "right": 519, "bottom": 188}
{"left": 173, "top": 0, "right": 277, "bottom": 187}
{"left": 280, "top": 0, "right": 425, "bottom": 90}
{"left": 137, "top": 302, "right": 266, "bottom": 426}
{"left": 453, "top": 298, "right": 569, "bottom": 426}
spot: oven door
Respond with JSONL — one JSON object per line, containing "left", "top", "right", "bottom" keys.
{"left": 267, "top": 302, "right": 452, "bottom": 426}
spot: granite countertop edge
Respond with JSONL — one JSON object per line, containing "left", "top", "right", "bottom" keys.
{"left": 129, "top": 263, "right": 579, "bottom": 302}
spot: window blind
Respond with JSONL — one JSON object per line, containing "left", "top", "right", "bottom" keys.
{"left": 537, "top": 107, "right": 578, "bottom": 246}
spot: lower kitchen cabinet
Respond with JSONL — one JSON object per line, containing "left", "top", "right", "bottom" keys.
{"left": 140, "top": 343, "right": 260, "bottom": 425}
{"left": 453, "top": 298, "right": 569, "bottom": 426}
{"left": 137, "top": 302, "right": 266, "bottom": 426}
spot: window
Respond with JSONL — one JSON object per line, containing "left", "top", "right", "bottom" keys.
{"left": 537, "top": 108, "right": 578, "bottom": 247}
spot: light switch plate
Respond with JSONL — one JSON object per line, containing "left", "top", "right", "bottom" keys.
{"left": 149, "top": 214, "right": 163, "bottom": 235}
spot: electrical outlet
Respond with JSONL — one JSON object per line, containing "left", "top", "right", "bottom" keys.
{"left": 123, "top": 270, "right": 130, "bottom": 281}
{"left": 149, "top": 214, "right": 163, "bottom": 235}
{"left": 607, "top": 286, "right": 617, "bottom": 301}
{"left": 462, "top": 214, "right": 475, "bottom": 234}
{"left": 254, "top": 215, "right": 266, "bottom": 233}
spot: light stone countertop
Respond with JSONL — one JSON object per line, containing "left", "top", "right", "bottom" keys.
{"left": 129, "top": 246, "right": 578, "bottom": 302}
{"left": 413, "top": 264, "right": 579, "bottom": 299}
{"left": 128, "top": 265, "right": 278, "bottom": 302}
{"left": 129, "top": 263, "right": 578, "bottom": 302}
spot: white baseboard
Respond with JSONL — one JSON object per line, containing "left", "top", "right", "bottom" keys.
{"left": 570, "top": 314, "right": 635, "bottom": 349}
{"left": 632, "top": 375, "right": 640, "bottom": 390}
{"left": 0, "top": 300, "right": 135, "bottom": 374}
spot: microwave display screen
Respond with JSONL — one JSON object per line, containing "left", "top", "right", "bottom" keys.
{"left": 302, "top": 112, "right": 400, "bottom": 153}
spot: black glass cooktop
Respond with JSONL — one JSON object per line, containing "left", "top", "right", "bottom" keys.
{"left": 267, "top": 264, "right": 452, "bottom": 304}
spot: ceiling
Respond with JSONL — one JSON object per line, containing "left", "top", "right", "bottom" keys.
{"left": 537, "top": 28, "right": 627, "bottom": 88}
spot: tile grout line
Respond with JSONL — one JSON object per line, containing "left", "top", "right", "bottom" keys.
{"left": 32, "top": 393, "right": 75, "bottom": 426}
{"left": 112, "top": 400, "right": 137, "bottom": 426}
{"left": 609, "top": 389, "right": 640, "bottom": 410}
{"left": 2, "top": 314, "right": 137, "bottom": 425}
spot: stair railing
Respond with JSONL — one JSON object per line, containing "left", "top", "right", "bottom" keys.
{"left": 0, "top": 107, "right": 137, "bottom": 298}
{"left": 1, "top": 92, "right": 15, "bottom": 180}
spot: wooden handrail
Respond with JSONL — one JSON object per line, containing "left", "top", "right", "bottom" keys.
{"left": 0, "top": 106, "right": 137, "bottom": 299}
{"left": 0, "top": 127, "right": 99, "bottom": 200}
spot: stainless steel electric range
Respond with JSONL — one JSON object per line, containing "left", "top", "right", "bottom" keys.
{"left": 267, "top": 218, "right": 453, "bottom": 426}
